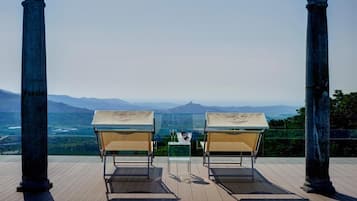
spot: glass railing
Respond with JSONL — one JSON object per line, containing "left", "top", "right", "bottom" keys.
{"left": 1, "top": 129, "right": 356, "bottom": 156}
{"left": 261, "top": 129, "right": 357, "bottom": 157}
{"left": 0, "top": 112, "right": 356, "bottom": 156}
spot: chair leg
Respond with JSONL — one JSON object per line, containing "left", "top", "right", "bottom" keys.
{"left": 112, "top": 154, "right": 116, "bottom": 166}
{"left": 150, "top": 152, "right": 155, "bottom": 166}
{"left": 189, "top": 158, "right": 191, "bottom": 177}
{"left": 105, "top": 182, "right": 111, "bottom": 201}
{"left": 105, "top": 179, "right": 110, "bottom": 194}
{"left": 147, "top": 152, "right": 150, "bottom": 179}
{"left": 251, "top": 152, "right": 254, "bottom": 181}
{"left": 168, "top": 157, "right": 171, "bottom": 174}
{"left": 207, "top": 153, "right": 211, "bottom": 179}
{"left": 240, "top": 152, "right": 243, "bottom": 166}
{"left": 103, "top": 153, "right": 107, "bottom": 179}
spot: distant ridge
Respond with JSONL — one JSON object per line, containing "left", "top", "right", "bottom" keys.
{"left": 48, "top": 95, "right": 142, "bottom": 111}
{"left": 0, "top": 89, "right": 92, "bottom": 113}
{"left": 167, "top": 101, "right": 297, "bottom": 119}
{"left": 0, "top": 89, "right": 298, "bottom": 119}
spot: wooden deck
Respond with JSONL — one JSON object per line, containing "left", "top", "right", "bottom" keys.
{"left": 0, "top": 156, "right": 356, "bottom": 201}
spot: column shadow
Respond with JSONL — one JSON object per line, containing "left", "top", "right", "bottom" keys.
{"left": 328, "top": 192, "right": 357, "bottom": 201}
{"left": 23, "top": 192, "right": 54, "bottom": 201}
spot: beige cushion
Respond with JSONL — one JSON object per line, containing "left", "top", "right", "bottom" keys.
{"left": 203, "top": 132, "right": 260, "bottom": 153}
{"left": 105, "top": 141, "right": 154, "bottom": 152}
{"left": 98, "top": 131, "right": 153, "bottom": 153}
{"left": 201, "top": 141, "right": 253, "bottom": 152}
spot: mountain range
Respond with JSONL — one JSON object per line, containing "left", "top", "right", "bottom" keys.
{"left": 0, "top": 89, "right": 298, "bottom": 118}
{"left": 0, "top": 89, "right": 91, "bottom": 113}
{"left": 48, "top": 94, "right": 143, "bottom": 111}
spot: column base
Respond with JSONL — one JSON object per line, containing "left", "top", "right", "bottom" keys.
{"left": 17, "top": 179, "right": 53, "bottom": 192}
{"left": 302, "top": 179, "right": 335, "bottom": 195}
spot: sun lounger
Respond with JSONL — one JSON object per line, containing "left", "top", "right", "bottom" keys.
{"left": 201, "top": 112, "right": 269, "bottom": 179}
{"left": 92, "top": 110, "right": 155, "bottom": 179}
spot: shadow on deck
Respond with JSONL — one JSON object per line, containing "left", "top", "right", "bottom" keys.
{"left": 22, "top": 192, "right": 54, "bottom": 201}
{"left": 106, "top": 167, "right": 178, "bottom": 201}
{"left": 211, "top": 168, "right": 309, "bottom": 201}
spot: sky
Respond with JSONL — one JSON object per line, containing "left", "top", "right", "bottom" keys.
{"left": 0, "top": 0, "right": 356, "bottom": 106}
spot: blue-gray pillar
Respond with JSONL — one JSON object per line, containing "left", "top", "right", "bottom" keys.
{"left": 17, "top": 0, "right": 52, "bottom": 192}
{"left": 302, "top": 0, "right": 335, "bottom": 195}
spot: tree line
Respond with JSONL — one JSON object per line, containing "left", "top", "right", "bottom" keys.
{"left": 269, "top": 90, "right": 357, "bottom": 129}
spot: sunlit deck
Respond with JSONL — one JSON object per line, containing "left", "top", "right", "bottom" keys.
{"left": 0, "top": 156, "right": 356, "bottom": 201}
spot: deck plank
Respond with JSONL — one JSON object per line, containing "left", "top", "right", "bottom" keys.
{"left": 190, "top": 163, "right": 209, "bottom": 201}
{"left": 0, "top": 156, "right": 356, "bottom": 201}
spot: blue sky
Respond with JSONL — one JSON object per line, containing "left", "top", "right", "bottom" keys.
{"left": 0, "top": 0, "right": 356, "bottom": 106}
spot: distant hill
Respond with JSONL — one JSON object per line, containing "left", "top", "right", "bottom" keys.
{"left": 168, "top": 102, "right": 220, "bottom": 113}
{"left": 48, "top": 95, "right": 143, "bottom": 111}
{"left": 48, "top": 102, "right": 93, "bottom": 113}
{"left": 0, "top": 89, "right": 92, "bottom": 113}
{"left": 0, "top": 89, "right": 19, "bottom": 112}
{"left": 167, "top": 102, "right": 297, "bottom": 119}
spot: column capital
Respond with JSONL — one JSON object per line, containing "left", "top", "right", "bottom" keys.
{"left": 307, "top": 0, "right": 327, "bottom": 8}
{"left": 22, "top": 0, "right": 45, "bottom": 7}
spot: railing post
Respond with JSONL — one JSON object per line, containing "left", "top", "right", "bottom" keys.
{"left": 302, "top": 0, "right": 335, "bottom": 195}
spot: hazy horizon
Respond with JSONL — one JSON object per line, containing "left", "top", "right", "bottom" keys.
{"left": 1, "top": 0, "right": 356, "bottom": 106}
{"left": 1, "top": 88, "right": 301, "bottom": 107}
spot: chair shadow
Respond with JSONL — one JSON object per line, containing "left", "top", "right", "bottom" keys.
{"left": 211, "top": 167, "right": 309, "bottom": 201}
{"left": 167, "top": 173, "right": 210, "bottom": 185}
{"left": 191, "top": 174, "right": 210, "bottom": 185}
{"left": 106, "top": 167, "right": 178, "bottom": 201}
{"left": 23, "top": 192, "right": 54, "bottom": 201}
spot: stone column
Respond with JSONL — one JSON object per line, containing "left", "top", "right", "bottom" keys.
{"left": 17, "top": 0, "right": 52, "bottom": 192}
{"left": 302, "top": 0, "right": 335, "bottom": 195}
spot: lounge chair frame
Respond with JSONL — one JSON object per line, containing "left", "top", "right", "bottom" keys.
{"left": 94, "top": 129, "right": 155, "bottom": 201}
{"left": 94, "top": 127, "right": 155, "bottom": 179}
{"left": 93, "top": 111, "right": 155, "bottom": 180}
{"left": 202, "top": 114, "right": 267, "bottom": 180}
